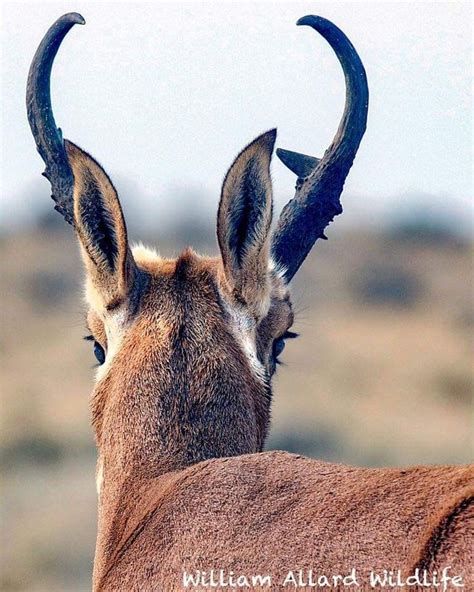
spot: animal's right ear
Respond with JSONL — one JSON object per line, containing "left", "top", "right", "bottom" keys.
{"left": 217, "top": 130, "right": 276, "bottom": 318}
{"left": 65, "top": 141, "right": 137, "bottom": 310}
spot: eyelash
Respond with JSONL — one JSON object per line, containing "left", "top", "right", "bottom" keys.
{"left": 273, "top": 330, "right": 299, "bottom": 364}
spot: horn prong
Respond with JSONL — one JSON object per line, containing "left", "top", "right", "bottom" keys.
{"left": 276, "top": 148, "right": 320, "bottom": 179}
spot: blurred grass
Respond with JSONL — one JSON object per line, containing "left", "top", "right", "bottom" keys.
{"left": 1, "top": 222, "right": 473, "bottom": 591}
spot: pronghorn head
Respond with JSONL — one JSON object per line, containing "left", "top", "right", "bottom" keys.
{"left": 27, "top": 14, "right": 367, "bottom": 479}
{"left": 65, "top": 130, "right": 293, "bottom": 470}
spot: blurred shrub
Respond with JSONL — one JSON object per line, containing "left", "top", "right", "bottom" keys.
{"left": 1, "top": 436, "right": 96, "bottom": 472}
{"left": 26, "top": 270, "right": 74, "bottom": 307}
{"left": 1, "top": 435, "right": 64, "bottom": 470}
{"left": 267, "top": 428, "right": 342, "bottom": 461}
{"left": 434, "top": 370, "right": 473, "bottom": 407}
{"left": 454, "top": 309, "right": 474, "bottom": 332}
{"left": 350, "top": 265, "right": 424, "bottom": 308}
{"left": 387, "top": 210, "right": 468, "bottom": 249}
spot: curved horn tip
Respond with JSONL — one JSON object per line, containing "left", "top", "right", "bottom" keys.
{"left": 59, "top": 12, "right": 86, "bottom": 25}
{"left": 297, "top": 15, "right": 340, "bottom": 35}
{"left": 297, "top": 15, "right": 323, "bottom": 27}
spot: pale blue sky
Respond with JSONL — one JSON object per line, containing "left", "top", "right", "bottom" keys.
{"left": 1, "top": 1, "right": 472, "bottom": 234}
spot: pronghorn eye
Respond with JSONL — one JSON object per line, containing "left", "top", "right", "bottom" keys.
{"left": 93, "top": 342, "right": 106, "bottom": 365}
{"left": 272, "top": 331, "right": 299, "bottom": 363}
{"left": 273, "top": 338, "right": 286, "bottom": 360}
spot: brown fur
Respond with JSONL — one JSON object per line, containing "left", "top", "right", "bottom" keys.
{"left": 62, "top": 134, "right": 473, "bottom": 591}
{"left": 93, "top": 456, "right": 473, "bottom": 591}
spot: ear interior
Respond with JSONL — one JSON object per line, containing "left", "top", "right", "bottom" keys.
{"left": 65, "top": 140, "right": 136, "bottom": 307}
{"left": 76, "top": 169, "right": 119, "bottom": 270}
{"left": 217, "top": 129, "right": 276, "bottom": 315}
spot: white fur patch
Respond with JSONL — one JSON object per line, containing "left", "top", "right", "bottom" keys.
{"left": 94, "top": 307, "right": 127, "bottom": 383}
{"left": 84, "top": 279, "right": 128, "bottom": 384}
{"left": 269, "top": 257, "right": 287, "bottom": 282}
{"left": 96, "top": 457, "right": 104, "bottom": 496}
{"left": 85, "top": 241, "right": 161, "bottom": 385}
{"left": 219, "top": 293, "right": 266, "bottom": 383}
{"left": 240, "top": 331, "right": 267, "bottom": 382}
{"left": 131, "top": 242, "right": 161, "bottom": 264}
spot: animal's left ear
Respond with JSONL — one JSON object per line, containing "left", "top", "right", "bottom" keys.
{"left": 217, "top": 129, "right": 276, "bottom": 318}
{"left": 65, "top": 140, "right": 137, "bottom": 310}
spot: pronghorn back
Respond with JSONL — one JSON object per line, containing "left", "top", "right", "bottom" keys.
{"left": 94, "top": 453, "right": 473, "bottom": 590}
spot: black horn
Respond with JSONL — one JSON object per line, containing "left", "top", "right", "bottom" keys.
{"left": 272, "top": 15, "right": 369, "bottom": 282}
{"left": 26, "top": 12, "right": 85, "bottom": 225}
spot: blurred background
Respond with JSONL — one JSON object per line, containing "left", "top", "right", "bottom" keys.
{"left": 1, "top": 2, "right": 472, "bottom": 591}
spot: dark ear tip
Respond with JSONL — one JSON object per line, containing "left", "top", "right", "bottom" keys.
{"left": 257, "top": 128, "right": 277, "bottom": 153}
{"left": 63, "top": 139, "right": 77, "bottom": 156}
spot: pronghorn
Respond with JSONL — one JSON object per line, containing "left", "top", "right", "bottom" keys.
{"left": 27, "top": 12, "right": 473, "bottom": 592}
